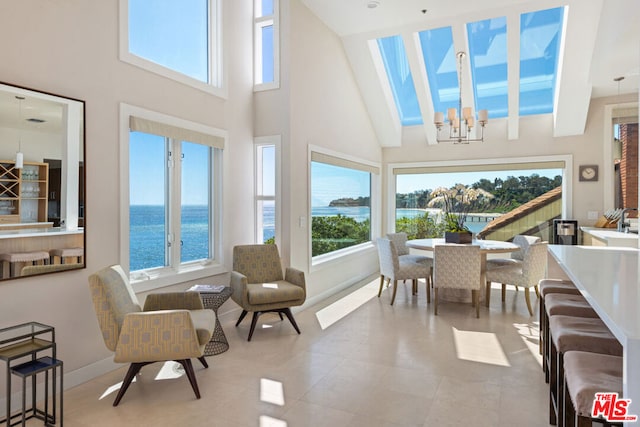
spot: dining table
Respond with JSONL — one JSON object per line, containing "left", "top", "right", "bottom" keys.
{"left": 406, "top": 238, "right": 520, "bottom": 303}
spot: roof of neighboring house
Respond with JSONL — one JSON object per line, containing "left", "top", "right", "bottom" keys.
{"left": 477, "top": 186, "right": 562, "bottom": 238}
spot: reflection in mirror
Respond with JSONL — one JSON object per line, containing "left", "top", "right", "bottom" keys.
{"left": 0, "top": 82, "right": 85, "bottom": 280}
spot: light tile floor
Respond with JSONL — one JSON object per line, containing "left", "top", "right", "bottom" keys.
{"left": 62, "top": 278, "right": 550, "bottom": 426}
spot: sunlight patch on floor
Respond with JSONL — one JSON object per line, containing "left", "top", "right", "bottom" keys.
{"left": 260, "top": 415, "right": 287, "bottom": 427}
{"left": 99, "top": 380, "right": 126, "bottom": 400}
{"left": 452, "top": 327, "right": 511, "bottom": 367}
{"left": 513, "top": 322, "right": 543, "bottom": 368}
{"left": 260, "top": 378, "right": 285, "bottom": 406}
{"left": 155, "top": 361, "right": 184, "bottom": 380}
{"left": 315, "top": 280, "right": 379, "bottom": 330}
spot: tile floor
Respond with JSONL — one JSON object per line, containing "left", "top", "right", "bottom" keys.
{"left": 62, "top": 278, "right": 550, "bottom": 426}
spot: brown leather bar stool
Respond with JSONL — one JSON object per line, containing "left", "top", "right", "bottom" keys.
{"left": 544, "top": 293, "right": 599, "bottom": 383}
{"left": 0, "top": 251, "right": 50, "bottom": 278}
{"left": 539, "top": 279, "right": 580, "bottom": 355}
{"left": 563, "top": 351, "right": 624, "bottom": 427}
{"left": 49, "top": 247, "right": 84, "bottom": 265}
{"left": 549, "top": 315, "right": 623, "bottom": 426}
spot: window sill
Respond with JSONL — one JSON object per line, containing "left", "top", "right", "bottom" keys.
{"left": 310, "top": 242, "right": 376, "bottom": 272}
{"left": 130, "top": 262, "right": 227, "bottom": 293}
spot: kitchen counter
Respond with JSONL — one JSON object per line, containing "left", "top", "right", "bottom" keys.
{"left": 581, "top": 226, "right": 639, "bottom": 248}
{"left": 0, "top": 227, "right": 83, "bottom": 239}
{"left": 548, "top": 244, "right": 640, "bottom": 423}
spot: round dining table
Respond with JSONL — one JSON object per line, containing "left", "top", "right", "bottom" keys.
{"left": 406, "top": 238, "right": 519, "bottom": 304}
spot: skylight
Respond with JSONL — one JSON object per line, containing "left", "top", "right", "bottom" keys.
{"left": 467, "top": 17, "right": 508, "bottom": 118}
{"left": 374, "top": 6, "right": 565, "bottom": 128}
{"left": 418, "top": 26, "right": 457, "bottom": 122}
{"left": 519, "top": 7, "right": 565, "bottom": 116}
{"left": 377, "top": 35, "right": 422, "bottom": 126}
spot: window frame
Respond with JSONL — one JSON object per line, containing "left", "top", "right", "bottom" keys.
{"left": 119, "top": 0, "right": 226, "bottom": 98}
{"left": 254, "top": 136, "right": 281, "bottom": 245}
{"left": 387, "top": 154, "right": 573, "bottom": 234}
{"left": 120, "top": 103, "right": 227, "bottom": 292}
{"left": 254, "top": 0, "right": 280, "bottom": 91}
{"left": 308, "top": 146, "right": 381, "bottom": 269}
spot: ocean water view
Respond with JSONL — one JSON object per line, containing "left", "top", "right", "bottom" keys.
{"left": 130, "top": 205, "right": 497, "bottom": 270}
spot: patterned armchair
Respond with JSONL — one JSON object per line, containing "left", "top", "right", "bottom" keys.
{"left": 230, "top": 244, "right": 306, "bottom": 341}
{"left": 485, "top": 242, "right": 548, "bottom": 315}
{"left": 433, "top": 244, "right": 482, "bottom": 317}
{"left": 88, "top": 265, "right": 216, "bottom": 406}
{"left": 376, "top": 238, "right": 433, "bottom": 305}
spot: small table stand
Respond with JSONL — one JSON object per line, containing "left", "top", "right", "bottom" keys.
{"left": 0, "top": 322, "right": 62, "bottom": 426}
{"left": 198, "top": 287, "right": 233, "bottom": 356}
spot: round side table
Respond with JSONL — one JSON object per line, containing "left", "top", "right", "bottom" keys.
{"left": 199, "top": 287, "right": 233, "bottom": 356}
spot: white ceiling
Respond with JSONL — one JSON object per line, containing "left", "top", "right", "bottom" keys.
{"left": 301, "top": 0, "right": 639, "bottom": 146}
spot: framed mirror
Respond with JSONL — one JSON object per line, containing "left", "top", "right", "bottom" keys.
{"left": 0, "top": 81, "right": 85, "bottom": 279}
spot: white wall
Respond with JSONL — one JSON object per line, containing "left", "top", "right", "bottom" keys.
{"left": 0, "top": 0, "right": 254, "bottom": 403}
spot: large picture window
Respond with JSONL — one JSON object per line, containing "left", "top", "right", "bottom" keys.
{"left": 125, "top": 111, "right": 224, "bottom": 282}
{"left": 311, "top": 151, "right": 379, "bottom": 258}
{"left": 122, "top": 0, "right": 222, "bottom": 91}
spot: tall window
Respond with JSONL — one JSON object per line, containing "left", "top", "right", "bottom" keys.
{"left": 310, "top": 151, "right": 379, "bottom": 258}
{"left": 128, "top": 115, "right": 223, "bottom": 275}
{"left": 255, "top": 138, "right": 279, "bottom": 244}
{"left": 254, "top": 0, "right": 279, "bottom": 89}
{"left": 122, "top": 0, "right": 222, "bottom": 90}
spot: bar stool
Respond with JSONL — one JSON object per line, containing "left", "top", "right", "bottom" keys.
{"left": 539, "top": 279, "right": 580, "bottom": 355}
{"left": 549, "top": 315, "right": 623, "bottom": 426}
{"left": 563, "top": 351, "right": 624, "bottom": 427}
{"left": 49, "top": 248, "right": 84, "bottom": 265}
{"left": 544, "top": 293, "right": 599, "bottom": 382}
{"left": 0, "top": 252, "right": 50, "bottom": 278}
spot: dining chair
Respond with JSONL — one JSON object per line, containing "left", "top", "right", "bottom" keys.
{"left": 433, "top": 244, "right": 482, "bottom": 317}
{"left": 485, "top": 241, "right": 548, "bottom": 315}
{"left": 486, "top": 234, "right": 541, "bottom": 299}
{"left": 386, "top": 232, "right": 434, "bottom": 289}
{"left": 376, "top": 238, "right": 433, "bottom": 305}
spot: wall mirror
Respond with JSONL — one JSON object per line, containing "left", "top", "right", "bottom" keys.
{"left": 0, "top": 81, "right": 85, "bottom": 280}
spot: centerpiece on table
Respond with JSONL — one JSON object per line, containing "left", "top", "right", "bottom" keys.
{"left": 428, "top": 184, "right": 493, "bottom": 244}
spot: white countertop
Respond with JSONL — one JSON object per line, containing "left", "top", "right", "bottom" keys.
{"left": 0, "top": 227, "right": 84, "bottom": 239}
{"left": 548, "top": 244, "right": 640, "bottom": 420}
{"left": 581, "top": 226, "right": 639, "bottom": 248}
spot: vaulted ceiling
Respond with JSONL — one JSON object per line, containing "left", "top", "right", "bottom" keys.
{"left": 301, "top": 0, "right": 640, "bottom": 146}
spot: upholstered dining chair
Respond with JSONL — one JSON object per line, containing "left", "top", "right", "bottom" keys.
{"left": 485, "top": 241, "right": 548, "bottom": 315}
{"left": 433, "top": 244, "right": 482, "bottom": 317}
{"left": 88, "top": 265, "right": 216, "bottom": 406}
{"left": 486, "top": 234, "right": 542, "bottom": 299}
{"left": 230, "top": 244, "right": 306, "bottom": 341}
{"left": 376, "top": 237, "right": 433, "bottom": 305}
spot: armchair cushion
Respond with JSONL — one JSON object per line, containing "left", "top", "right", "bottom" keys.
{"left": 143, "top": 292, "right": 205, "bottom": 311}
{"left": 247, "top": 281, "right": 306, "bottom": 305}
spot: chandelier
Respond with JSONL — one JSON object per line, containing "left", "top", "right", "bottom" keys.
{"left": 433, "top": 51, "right": 488, "bottom": 144}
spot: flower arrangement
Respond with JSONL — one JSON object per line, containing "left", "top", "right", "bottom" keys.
{"left": 427, "top": 184, "right": 494, "bottom": 233}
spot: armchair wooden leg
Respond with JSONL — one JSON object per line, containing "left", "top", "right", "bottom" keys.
{"left": 282, "top": 308, "right": 301, "bottom": 335}
{"left": 501, "top": 284, "right": 506, "bottom": 302}
{"left": 235, "top": 310, "right": 249, "bottom": 327}
{"left": 434, "top": 288, "right": 438, "bottom": 315}
{"left": 425, "top": 276, "right": 431, "bottom": 303}
{"left": 248, "top": 312, "right": 260, "bottom": 341}
{"left": 377, "top": 275, "right": 385, "bottom": 297}
{"left": 178, "top": 359, "right": 201, "bottom": 400}
{"left": 198, "top": 356, "right": 208, "bottom": 369}
{"left": 113, "top": 362, "right": 149, "bottom": 406}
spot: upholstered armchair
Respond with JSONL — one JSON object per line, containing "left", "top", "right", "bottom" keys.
{"left": 230, "top": 244, "right": 306, "bottom": 341}
{"left": 88, "top": 265, "right": 216, "bottom": 406}
{"left": 485, "top": 242, "right": 548, "bottom": 315}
